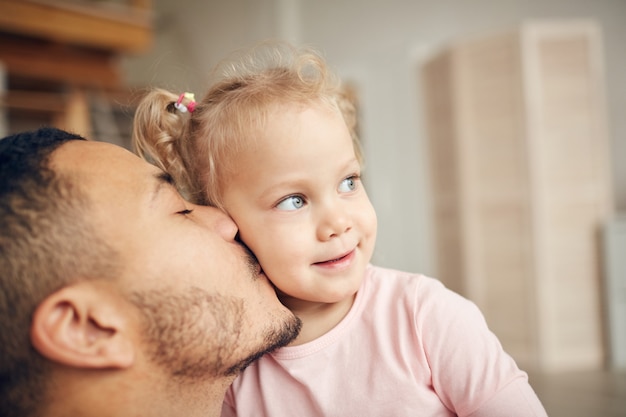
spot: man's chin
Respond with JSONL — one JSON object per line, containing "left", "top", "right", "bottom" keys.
{"left": 225, "top": 315, "right": 302, "bottom": 376}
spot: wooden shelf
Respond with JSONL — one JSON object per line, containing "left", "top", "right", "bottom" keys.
{"left": 0, "top": 0, "right": 152, "bottom": 52}
{"left": 0, "top": 33, "right": 121, "bottom": 88}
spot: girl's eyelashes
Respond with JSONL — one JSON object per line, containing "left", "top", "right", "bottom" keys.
{"left": 338, "top": 175, "right": 360, "bottom": 193}
{"left": 276, "top": 195, "right": 306, "bottom": 211}
{"left": 273, "top": 174, "right": 361, "bottom": 211}
{"left": 177, "top": 208, "right": 194, "bottom": 215}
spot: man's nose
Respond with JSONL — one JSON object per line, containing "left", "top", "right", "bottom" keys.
{"left": 196, "top": 205, "right": 239, "bottom": 241}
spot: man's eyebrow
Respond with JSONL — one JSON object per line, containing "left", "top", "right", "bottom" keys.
{"left": 156, "top": 171, "right": 175, "bottom": 186}
{"left": 151, "top": 171, "right": 176, "bottom": 204}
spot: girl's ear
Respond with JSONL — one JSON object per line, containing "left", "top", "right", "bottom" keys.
{"left": 30, "top": 282, "right": 135, "bottom": 369}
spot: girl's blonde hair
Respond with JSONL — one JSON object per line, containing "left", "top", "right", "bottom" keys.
{"left": 132, "top": 42, "right": 361, "bottom": 208}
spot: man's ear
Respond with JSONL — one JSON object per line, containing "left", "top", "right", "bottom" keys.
{"left": 30, "top": 282, "right": 135, "bottom": 369}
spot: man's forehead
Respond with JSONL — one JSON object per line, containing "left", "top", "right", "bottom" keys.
{"left": 52, "top": 140, "right": 150, "bottom": 178}
{"left": 55, "top": 140, "right": 128, "bottom": 165}
{"left": 51, "top": 140, "right": 163, "bottom": 201}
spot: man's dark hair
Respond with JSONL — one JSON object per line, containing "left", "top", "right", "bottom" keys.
{"left": 0, "top": 127, "right": 117, "bottom": 417}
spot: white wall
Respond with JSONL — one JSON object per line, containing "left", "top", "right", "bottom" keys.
{"left": 123, "top": 0, "right": 626, "bottom": 276}
{"left": 123, "top": 0, "right": 281, "bottom": 92}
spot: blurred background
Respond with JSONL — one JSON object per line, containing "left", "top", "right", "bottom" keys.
{"left": 0, "top": 0, "right": 624, "bottom": 415}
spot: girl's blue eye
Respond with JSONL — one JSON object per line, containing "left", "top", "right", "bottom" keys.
{"left": 276, "top": 195, "right": 305, "bottom": 211}
{"left": 338, "top": 176, "right": 358, "bottom": 193}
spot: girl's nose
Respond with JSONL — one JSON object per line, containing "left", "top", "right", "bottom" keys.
{"left": 317, "top": 205, "right": 352, "bottom": 241}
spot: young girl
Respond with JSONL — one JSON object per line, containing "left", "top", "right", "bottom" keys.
{"left": 132, "top": 42, "right": 547, "bottom": 417}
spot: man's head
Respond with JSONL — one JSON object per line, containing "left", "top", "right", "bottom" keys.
{"left": 0, "top": 127, "right": 300, "bottom": 417}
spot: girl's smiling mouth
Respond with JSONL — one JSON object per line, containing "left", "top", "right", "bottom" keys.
{"left": 313, "top": 249, "right": 355, "bottom": 267}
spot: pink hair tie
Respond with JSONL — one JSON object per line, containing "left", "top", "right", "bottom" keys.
{"left": 174, "top": 92, "right": 196, "bottom": 113}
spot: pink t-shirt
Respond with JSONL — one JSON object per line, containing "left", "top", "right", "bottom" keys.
{"left": 222, "top": 265, "right": 547, "bottom": 416}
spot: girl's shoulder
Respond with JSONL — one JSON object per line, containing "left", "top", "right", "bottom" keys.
{"left": 363, "top": 264, "right": 474, "bottom": 315}
{"left": 364, "top": 263, "right": 446, "bottom": 294}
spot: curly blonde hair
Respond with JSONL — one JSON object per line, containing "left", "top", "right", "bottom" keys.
{"left": 132, "top": 42, "right": 361, "bottom": 208}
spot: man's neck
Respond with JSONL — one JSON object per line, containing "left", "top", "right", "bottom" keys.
{"left": 43, "top": 374, "right": 235, "bottom": 417}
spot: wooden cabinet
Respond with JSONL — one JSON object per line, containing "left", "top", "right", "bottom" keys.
{"left": 0, "top": 0, "right": 152, "bottom": 142}
{"left": 421, "top": 20, "right": 613, "bottom": 372}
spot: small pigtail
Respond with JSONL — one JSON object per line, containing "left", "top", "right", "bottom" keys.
{"left": 132, "top": 88, "right": 195, "bottom": 198}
